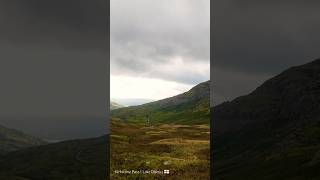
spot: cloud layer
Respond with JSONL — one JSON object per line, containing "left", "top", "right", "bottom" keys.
{"left": 111, "top": 0, "right": 210, "bottom": 86}
{"left": 0, "top": 0, "right": 108, "bottom": 138}
{"left": 213, "top": 0, "right": 320, "bottom": 105}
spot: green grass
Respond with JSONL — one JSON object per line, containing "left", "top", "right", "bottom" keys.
{"left": 110, "top": 119, "right": 210, "bottom": 180}
{"left": 111, "top": 99, "right": 210, "bottom": 125}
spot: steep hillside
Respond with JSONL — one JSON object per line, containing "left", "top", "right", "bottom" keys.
{"left": 213, "top": 58, "right": 320, "bottom": 179}
{"left": 111, "top": 80, "right": 210, "bottom": 124}
{"left": 0, "top": 125, "right": 45, "bottom": 155}
{"left": 0, "top": 135, "right": 108, "bottom": 180}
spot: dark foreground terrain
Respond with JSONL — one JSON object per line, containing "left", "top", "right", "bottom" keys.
{"left": 0, "top": 135, "right": 108, "bottom": 180}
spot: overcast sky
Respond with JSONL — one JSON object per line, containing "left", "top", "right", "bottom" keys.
{"left": 111, "top": 0, "right": 210, "bottom": 104}
{"left": 0, "top": 0, "right": 108, "bottom": 140}
{"left": 213, "top": 0, "right": 320, "bottom": 105}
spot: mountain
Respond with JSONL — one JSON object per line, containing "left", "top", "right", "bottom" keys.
{"left": 213, "top": 58, "right": 320, "bottom": 179}
{"left": 0, "top": 135, "right": 108, "bottom": 180}
{"left": 110, "top": 101, "right": 123, "bottom": 110}
{"left": 111, "top": 80, "right": 210, "bottom": 124}
{"left": 0, "top": 124, "right": 45, "bottom": 155}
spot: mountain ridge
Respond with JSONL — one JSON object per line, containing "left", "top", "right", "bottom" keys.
{"left": 213, "top": 58, "right": 320, "bottom": 179}
{"left": 213, "top": 58, "right": 320, "bottom": 134}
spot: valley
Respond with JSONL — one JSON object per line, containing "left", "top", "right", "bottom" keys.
{"left": 110, "top": 80, "right": 211, "bottom": 179}
{"left": 0, "top": 80, "right": 210, "bottom": 180}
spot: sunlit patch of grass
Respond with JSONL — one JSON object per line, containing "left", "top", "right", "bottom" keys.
{"left": 110, "top": 135, "right": 129, "bottom": 142}
{"left": 145, "top": 131, "right": 168, "bottom": 135}
{"left": 194, "top": 125, "right": 210, "bottom": 129}
{"left": 151, "top": 138, "right": 209, "bottom": 145}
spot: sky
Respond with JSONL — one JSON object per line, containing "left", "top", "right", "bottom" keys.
{"left": 213, "top": 0, "right": 320, "bottom": 105}
{"left": 0, "top": 0, "right": 108, "bottom": 140}
{"left": 111, "top": 0, "right": 210, "bottom": 105}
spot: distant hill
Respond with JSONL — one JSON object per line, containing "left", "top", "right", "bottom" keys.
{"left": 110, "top": 101, "right": 123, "bottom": 110}
{"left": 0, "top": 135, "right": 108, "bottom": 180}
{"left": 213, "top": 58, "right": 320, "bottom": 179}
{"left": 0, "top": 124, "right": 45, "bottom": 155}
{"left": 111, "top": 80, "right": 210, "bottom": 124}
{"left": 111, "top": 98, "right": 154, "bottom": 106}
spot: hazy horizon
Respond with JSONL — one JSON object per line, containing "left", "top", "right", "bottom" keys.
{"left": 111, "top": 98, "right": 153, "bottom": 107}
{"left": 111, "top": 79, "right": 210, "bottom": 106}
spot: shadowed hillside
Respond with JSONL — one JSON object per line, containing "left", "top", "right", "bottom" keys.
{"left": 0, "top": 135, "right": 108, "bottom": 180}
{"left": 213, "top": 58, "right": 320, "bottom": 179}
{"left": 0, "top": 125, "right": 45, "bottom": 156}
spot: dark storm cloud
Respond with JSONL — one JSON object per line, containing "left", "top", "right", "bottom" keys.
{"left": 111, "top": 0, "right": 210, "bottom": 85}
{"left": 0, "top": 0, "right": 106, "bottom": 51}
{"left": 0, "top": 0, "right": 108, "bottom": 139}
{"left": 212, "top": 0, "right": 320, "bottom": 105}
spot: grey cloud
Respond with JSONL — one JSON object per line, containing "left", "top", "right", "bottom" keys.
{"left": 111, "top": 0, "right": 210, "bottom": 85}
{"left": 212, "top": 67, "right": 271, "bottom": 105}
{"left": 213, "top": 0, "right": 320, "bottom": 105}
{"left": 0, "top": 0, "right": 108, "bottom": 139}
{"left": 151, "top": 70, "right": 209, "bottom": 85}
{"left": 0, "top": 0, "right": 107, "bottom": 51}
{"left": 112, "top": 57, "right": 148, "bottom": 74}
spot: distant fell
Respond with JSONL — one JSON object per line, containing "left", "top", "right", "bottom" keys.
{"left": 0, "top": 124, "right": 45, "bottom": 155}
{"left": 110, "top": 101, "right": 124, "bottom": 110}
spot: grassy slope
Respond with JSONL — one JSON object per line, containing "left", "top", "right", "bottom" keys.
{"left": 111, "top": 81, "right": 210, "bottom": 124}
{"left": 0, "top": 136, "right": 108, "bottom": 180}
{"left": 110, "top": 119, "right": 210, "bottom": 180}
{"left": 112, "top": 99, "right": 210, "bottom": 124}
